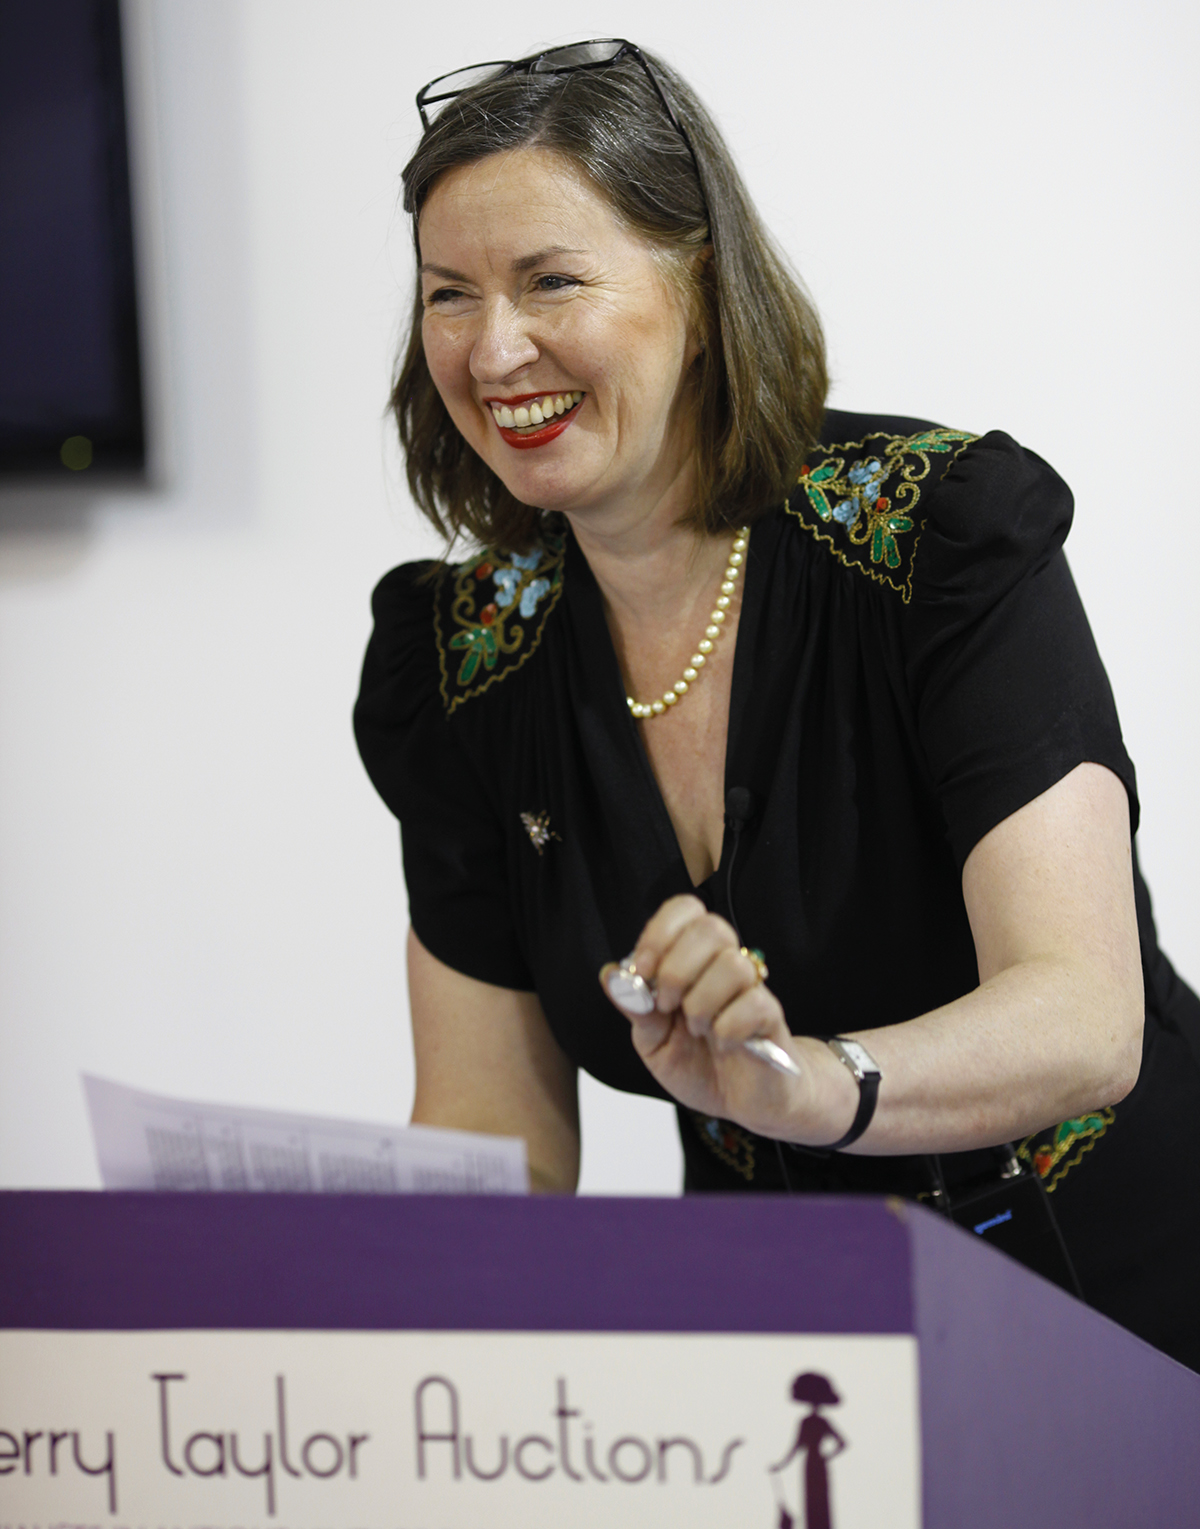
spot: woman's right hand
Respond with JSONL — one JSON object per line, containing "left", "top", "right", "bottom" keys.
{"left": 599, "top": 895, "right": 858, "bottom": 1147}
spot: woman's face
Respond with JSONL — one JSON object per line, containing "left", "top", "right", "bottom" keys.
{"left": 418, "top": 148, "right": 700, "bottom": 529}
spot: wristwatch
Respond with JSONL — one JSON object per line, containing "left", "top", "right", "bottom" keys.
{"left": 824, "top": 1038, "right": 882, "bottom": 1150}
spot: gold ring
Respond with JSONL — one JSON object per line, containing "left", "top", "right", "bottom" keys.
{"left": 740, "top": 946, "right": 769, "bottom": 985}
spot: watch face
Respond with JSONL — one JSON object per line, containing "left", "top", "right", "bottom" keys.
{"left": 832, "top": 1039, "right": 880, "bottom": 1077}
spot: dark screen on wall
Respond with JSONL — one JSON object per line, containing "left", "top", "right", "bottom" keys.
{"left": 0, "top": 0, "right": 145, "bottom": 476}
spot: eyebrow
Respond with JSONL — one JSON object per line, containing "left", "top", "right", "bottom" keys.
{"left": 512, "top": 245, "right": 586, "bottom": 272}
{"left": 419, "top": 246, "right": 588, "bottom": 281}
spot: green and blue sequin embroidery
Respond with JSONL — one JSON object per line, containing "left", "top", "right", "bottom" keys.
{"left": 690, "top": 1112, "right": 757, "bottom": 1182}
{"left": 434, "top": 535, "right": 566, "bottom": 714}
{"left": 434, "top": 427, "right": 978, "bottom": 710}
{"left": 1017, "top": 1108, "right": 1116, "bottom": 1192}
{"left": 788, "top": 427, "right": 977, "bottom": 600}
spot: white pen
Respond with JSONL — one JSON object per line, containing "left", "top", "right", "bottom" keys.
{"left": 604, "top": 956, "right": 803, "bottom": 1080}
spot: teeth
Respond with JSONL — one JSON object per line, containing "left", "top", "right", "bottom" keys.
{"left": 493, "top": 392, "right": 584, "bottom": 430}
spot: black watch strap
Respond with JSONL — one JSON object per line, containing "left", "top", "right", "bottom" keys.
{"left": 825, "top": 1037, "right": 882, "bottom": 1150}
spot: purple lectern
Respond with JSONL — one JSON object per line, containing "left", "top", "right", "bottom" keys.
{"left": 1, "top": 1190, "right": 1197, "bottom": 1527}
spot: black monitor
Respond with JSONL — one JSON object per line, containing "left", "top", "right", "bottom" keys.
{"left": 0, "top": 0, "right": 145, "bottom": 477}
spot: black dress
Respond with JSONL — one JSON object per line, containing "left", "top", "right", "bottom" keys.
{"left": 355, "top": 408, "right": 1200, "bottom": 1370}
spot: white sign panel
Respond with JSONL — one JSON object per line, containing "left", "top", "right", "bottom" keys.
{"left": 0, "top": 1330, "right": 918, "bottom": 1528}
{"left": 82, "top": 1074, "right": 528, "bottom": 1194}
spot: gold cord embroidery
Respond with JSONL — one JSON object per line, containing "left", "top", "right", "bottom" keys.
{"left": 434, "top": 536, "right": 566, "bottom": 715}
{"left": 689, "top": 1111, "right": 756, "bottom": 1182}
{"left": 787, "top": 427, "right": 977, "bottom": 601}
{"left": 1016, "top": 1108, "right": 1115, "bottom": 1192}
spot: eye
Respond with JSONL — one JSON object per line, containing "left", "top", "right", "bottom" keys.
{"left": 423, "top": 285, "right": 467, "bottom": 308}
{"left": 533, "top": 274, "right": 578, "bottom": 294}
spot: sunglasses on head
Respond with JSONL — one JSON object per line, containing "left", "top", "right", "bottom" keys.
{"left": 416, "top": 39, "right": 706, "bottom": 212}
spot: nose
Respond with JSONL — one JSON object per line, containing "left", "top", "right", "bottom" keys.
{"left": 469, "top": 299, "right": 539, "bottom": 384}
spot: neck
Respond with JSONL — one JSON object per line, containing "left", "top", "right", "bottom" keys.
{"left": 566, "top": 475, "right": 730, "bottom": 638}
{"left": 570, "top": 507, "right": 743, "bottom": 727}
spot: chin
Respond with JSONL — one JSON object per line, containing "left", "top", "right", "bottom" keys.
{"left": 490, "top": 459, "right": 596, "bottom": 519}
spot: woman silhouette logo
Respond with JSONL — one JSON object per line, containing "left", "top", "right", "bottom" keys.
{"left": 768, "top": 1371, "right": 847, "bottom": 1529}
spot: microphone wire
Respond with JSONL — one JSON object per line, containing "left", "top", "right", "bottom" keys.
{"left": 723, "top": 788, "right": 797, "bottom": 1193}
{"left": 722, "top": 786, "right": 754, "bottom": 946}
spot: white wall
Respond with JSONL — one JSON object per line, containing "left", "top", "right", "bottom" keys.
{"left": 1, "top": 0, "right": 1196, "bottom": 1193}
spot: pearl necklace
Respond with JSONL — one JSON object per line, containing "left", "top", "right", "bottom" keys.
{"left": 626, "top": 527, "right": 750, "bottom": 720}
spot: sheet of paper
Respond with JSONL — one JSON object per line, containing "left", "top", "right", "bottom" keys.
{"left": 83, "top": 1074, "right": 528, "bottom": 1194}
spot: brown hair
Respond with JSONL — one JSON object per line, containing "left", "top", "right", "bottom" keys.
{"left": 393, "top": 47, "right": 827, "bottom": 551}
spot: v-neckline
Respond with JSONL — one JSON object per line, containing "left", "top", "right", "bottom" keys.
{"left": 567, "top": 521, "right": 761, "bottom": 895}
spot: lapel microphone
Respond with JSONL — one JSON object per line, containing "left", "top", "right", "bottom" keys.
{"left": 724, "top": 787, "right": 755, "bottom": 832}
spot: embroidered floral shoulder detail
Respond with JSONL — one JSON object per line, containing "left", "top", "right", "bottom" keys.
{"left": 786, "top": 427, "right": 977, "bottom": 601}
{"left": 433, "top": 534, "right": 567, "bottom": 714}
{"left": 689, "top": 1111, "right": 756, "bottom": 1182}
{"left": 1016, "top": 1107, "right": 1115, "bottom": 1193}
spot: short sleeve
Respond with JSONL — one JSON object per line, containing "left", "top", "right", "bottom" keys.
{"left": 353, "top": 563, "right": 535, "bottom": 990}
{"left": 904, "top": 431, "right": 1138, "bottom": 867}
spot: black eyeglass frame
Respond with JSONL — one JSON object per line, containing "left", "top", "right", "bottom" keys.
{"left": 415, "top": 39, "right": 708, "bottom": 219}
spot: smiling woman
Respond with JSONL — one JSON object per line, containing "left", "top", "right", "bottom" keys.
{"left": 416, "top": 150, "right": 703, "bottom": 525}
{"left": 354, "top": 40, "right": 1200, "bottom": 1372}
{"left": 393, "top": 41, "right": 825, "bottom": 551}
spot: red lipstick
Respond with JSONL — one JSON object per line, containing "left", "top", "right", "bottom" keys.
{"left": 488, "top": 394, "right": 584, "bottom": 451}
